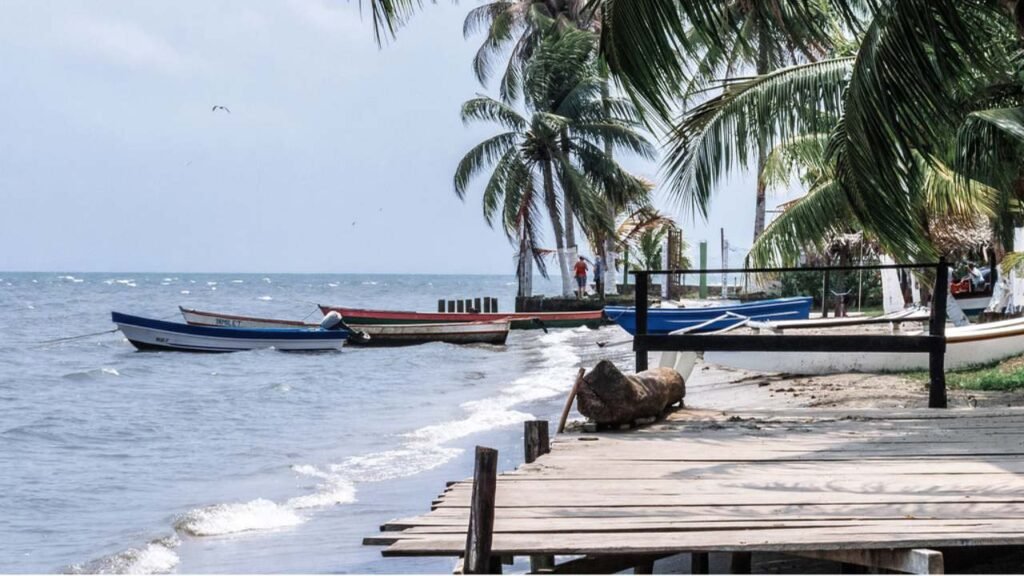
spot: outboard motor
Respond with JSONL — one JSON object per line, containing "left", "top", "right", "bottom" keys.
{"left": 320, "top": 311, "right": 345, "bottom": 330}
{"left": 320, "top": 311, "right": 371, "bottom": 343}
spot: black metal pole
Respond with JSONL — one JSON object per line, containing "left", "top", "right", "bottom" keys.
{"left": 929, "top": 257, "right": 948, "bottom": 409}
{"left": 635, "top": 271, "right": 649, "bottom": 372}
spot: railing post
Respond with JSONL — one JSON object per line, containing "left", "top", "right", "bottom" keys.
{"left": 635, "top": 271, "right": 649, "bottom": 372}
{"left": 464, "top": 446, "right": 501, "bottom": 574}
{"left": 929, "top": 257, "right": 948, "bottom": 409}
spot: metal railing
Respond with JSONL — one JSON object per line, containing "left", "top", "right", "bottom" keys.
{"left": 630, "top": 258, "right": 949, "bottom": 408}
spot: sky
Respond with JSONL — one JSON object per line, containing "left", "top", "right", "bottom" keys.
{"left": 0, "top": 1, "right": 794, "bottom": 274}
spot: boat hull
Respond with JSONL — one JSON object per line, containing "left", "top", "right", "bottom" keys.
{"left": 351, "top": 321, "right": 510, "bottom": 346}
{"left": 113, "top": 312, "right": 347, "bottom": 352}
{"left": 604, "top": 297, "right": 814, "bottom": 335}
{"left": 181, "top": 307, "right": 510, "bottom": 346}
{"left": 705, "top": 318, "right": 1024, "bottom": 374}
{"left": 317, "top": 305, "right": 604, "bottom": 330}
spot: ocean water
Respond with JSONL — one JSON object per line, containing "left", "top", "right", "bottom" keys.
{"left": 0, "top": 273, "right": 631, "bottom": 573}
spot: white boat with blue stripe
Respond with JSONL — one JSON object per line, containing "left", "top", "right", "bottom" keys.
{"left": 111, "top": 312, "right": 349, "bottom": 352}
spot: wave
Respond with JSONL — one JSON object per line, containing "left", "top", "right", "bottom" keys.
{"left": 174, "top": 499, "right": 303, "bottom": 537}
{"left": 69, "top": 535, "right": 180, "bottom": 575}
{"left": 62, "top": 368, "right": 120, "bottom": 381}
{"left": 257, "top": 296, "right": 272, "bottom": 301}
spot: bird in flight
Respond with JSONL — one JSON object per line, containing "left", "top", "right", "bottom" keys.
{"left": 211, "top": 105, "right": 231, "bottom": 113}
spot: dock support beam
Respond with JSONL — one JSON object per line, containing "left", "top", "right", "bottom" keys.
{"left": 729, "top": 552, "right": 751, "bottom": 574}
{"left": 464, "top": 446, "right": 500, "bottom": 574}
{"left": 690, "top": 553, "right": 709, "bottom": 574}
{"left": 929, "top": 256, "right": 948, "bottom": 409}
{"left": 794, "top": 548, "right": 944, "bottom": 574}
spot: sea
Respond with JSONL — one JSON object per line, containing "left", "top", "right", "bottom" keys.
{"left": 0, "top": 273, "right": 632, "bottom": 573}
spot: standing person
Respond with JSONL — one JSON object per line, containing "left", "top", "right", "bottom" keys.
{"left": 573, "top": 256, "right": 588, "bottom": 299}
{"left": 593, "top": 256, "right": 605, "bottom": 298}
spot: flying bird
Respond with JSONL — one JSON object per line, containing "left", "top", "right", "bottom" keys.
{"left": 211, "top": 105, "right": 231, "bottom": 113}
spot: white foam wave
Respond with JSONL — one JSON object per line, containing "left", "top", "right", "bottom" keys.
{"left": 58, "top": 275, "right": 84, "bottom": 283}
{"left": 287, "top": 465, "right": 357, "bottom": 509}
{"left": 328, "top": 282, "right": 339, "bottom": 288}
{"left": 334, "top": 326, "right": 582, "bottom": 484}
{"left": 71, "top": 535, "right": 180, "bottom": 574}
{"left": 331, "top": 444, "right": 462, "bottom": 483}
{"left": 262, "top": 277, "right": 272, "bottom": 283}
{"left": 257, "top": 296, "right": 272, "bottom": 301}
{"left": 175, "top": 499, "right": 303, "bottom": 536}
{"left": 180, "top": 290, "right": 190, "bottom": 295}
{"left": 231, "top": 280, "right": 244, "bottom": 284}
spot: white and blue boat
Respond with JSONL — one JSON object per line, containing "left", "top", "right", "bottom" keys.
{"left": 111, "top": 312, "right": 350, "bottom": 352}
{"left": 604, "top": 297, "right": 814, "bottom": 335}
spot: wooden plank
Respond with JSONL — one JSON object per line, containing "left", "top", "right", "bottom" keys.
{"left": 382, "top": 521, "right": 1024, "bottom": 556}
{"left": 524, "top": 421, "right": 550, "bottom": 465}
{"left": 793, "top": 548, "right": 944, "bottom": 575}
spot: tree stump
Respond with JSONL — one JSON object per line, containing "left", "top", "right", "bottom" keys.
{"left": 576, "top": 360, "right": 685, "bottom": 425}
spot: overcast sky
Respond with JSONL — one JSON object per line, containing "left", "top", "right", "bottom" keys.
{"left": 0, "top": 1, "right": 794, "bottom": 274}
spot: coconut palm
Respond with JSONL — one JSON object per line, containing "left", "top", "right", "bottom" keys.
{"left": 454, "top": 31, "right": 655, "bottom": 296}
{"left": 463, "top": 0, "right": 597, "bottom": 102}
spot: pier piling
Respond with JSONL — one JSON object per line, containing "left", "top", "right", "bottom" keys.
{"left": 464, "top": 446, "right": 499, "bottom": 574}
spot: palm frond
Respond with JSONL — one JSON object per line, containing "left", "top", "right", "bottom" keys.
{"left": 461, "top": 96, "right": 528, "bottom": 130}
{"left": 663, "top": 58, "right": 852, "bottom": 217}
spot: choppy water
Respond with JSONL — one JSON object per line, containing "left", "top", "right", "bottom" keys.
{"left": 0, "top": 273, "right": 630, "bottom": 573}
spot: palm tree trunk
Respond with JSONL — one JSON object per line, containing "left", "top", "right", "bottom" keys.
{"left": 517, "top": 227, "right": 533, "bottom": 298}
{"left": 752, "top": 20, "right": 770, "bottom": 241}
{"left": 544, "top": 159, "right": 573, "bottom": 296}
{"left": 600, "top": 70, "right": 618, "bottom": 294}
{"left": 561, "top": 133, "right": 578, "bottom": 263}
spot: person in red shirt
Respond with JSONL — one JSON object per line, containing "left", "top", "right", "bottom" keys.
{"left": 573, "top": 256, "right": 588, "bottom": 299}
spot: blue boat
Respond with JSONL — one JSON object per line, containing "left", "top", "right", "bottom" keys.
{"left": 111, "top": 312, "right": 351, "bottom": 352}
{"left": 603, "top": 297, "right": 814, "bottom": 335}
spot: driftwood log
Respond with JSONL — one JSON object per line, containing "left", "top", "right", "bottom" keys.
{"left": 576, "top": 360, "right": 685, "bottom": 425}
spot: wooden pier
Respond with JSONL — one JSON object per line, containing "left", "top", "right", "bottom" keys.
{"left": 366, "top": 408, "right": 1024, "bottom": 573}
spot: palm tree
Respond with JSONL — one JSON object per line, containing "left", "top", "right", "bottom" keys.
{"left": 454, "top": 31, "right": 654, "bottom": 296}
{"left": 463, "top": 0, "right": 596, "bottom": 102}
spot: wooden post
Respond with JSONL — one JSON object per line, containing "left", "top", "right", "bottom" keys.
{"left": 465, "top": 299, "right": 473, "bottom": 313}
{"left": 438, "top": 299, "right": 445, "bottom": 313}
{"left": 822, "top": 270, "right": 831, "bottom": 318}
{"left": 474, "top": 298, "right": 482, "bottom": 313}
{"left": 524, "top": 421, "right": 553, "bottom": 572}
{"left": 730, "top": 552, "right": 752, "bottom": 574}
{"left": 458, "top": 300, "right": 465, "bottom": 313}
{"left": 493, "top": 298, "right": 498, "bottom": 312}
{"left": 523, "top": 420, "right": 550, "bottom": 464}
{"left": 635, "top": 271, "right": 649, "bottom": 372}
{"left": 691, "top": 553, "right": 710, "bottom": 574}
{"left": 464, "top": 446, "right": 500, "bottom": 574}
{"left": 698, "top": 242, "right": 708, "bottom": 298}
{"left": 557, "top": 368, "right": 586, "bottom": 434}
{"left": 448, "top": 300, "right": 456, "bottom": 313}
{"left": 929, "top": 257, "right": 948, "bottom": 409}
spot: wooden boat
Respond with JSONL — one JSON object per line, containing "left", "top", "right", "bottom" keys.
{"left": 317, "top": 305, "right": 604, "bottom": 330}
{"left": 704, "top": 317, "right": 1024, "bottom": 374}
{"left": 180, "top": 307, "right": 318, "bottom": 329}
{"left": 604, "top": 297, "right": 814, "bottom": 335}
{"left": 180, "top": 307, "right": 511, "bottom": 346}
{"left": 112, "top": 312, "right": 348, "bottom": 352}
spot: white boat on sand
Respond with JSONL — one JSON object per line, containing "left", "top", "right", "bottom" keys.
{"left": 704, "top": 317, "right": 1024, "bottom": 374}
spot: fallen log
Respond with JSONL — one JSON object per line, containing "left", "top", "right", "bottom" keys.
{"left": 575, "top": 360, "right": 685, "bottom": 425}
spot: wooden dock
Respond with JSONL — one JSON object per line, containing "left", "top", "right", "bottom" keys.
{"left": 366, "top": 408, "right": 1024, "bottom": 573}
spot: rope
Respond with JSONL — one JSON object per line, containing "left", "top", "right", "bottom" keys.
{"left": 34, "top": 312, "right": 181, "bottom": 346}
